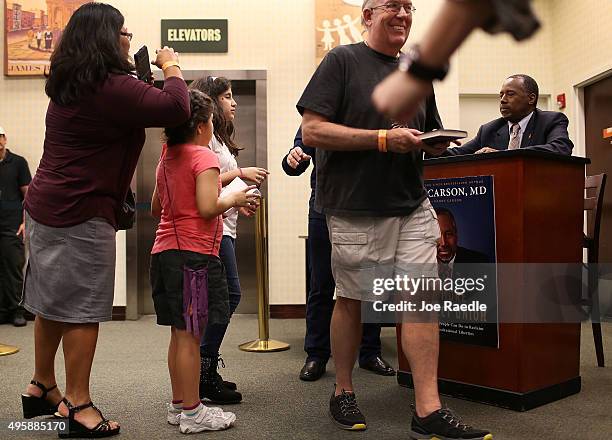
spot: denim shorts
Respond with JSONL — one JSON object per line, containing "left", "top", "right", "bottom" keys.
{"left": 150, "top": 250, "right": 230, "bottom": 329}
{"left": 327, "top": 199, "right": 440, "bottom": 302}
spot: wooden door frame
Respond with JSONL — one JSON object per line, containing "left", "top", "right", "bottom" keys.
{"left": 573, "top": 66, "right": 612, "bottom": 158}
{"left": 572, "top": 67, "right": 612, "bottom": 264}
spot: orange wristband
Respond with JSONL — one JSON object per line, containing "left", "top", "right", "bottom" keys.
{"left": 378, "top": 129, "right": 388, "bottom": 153}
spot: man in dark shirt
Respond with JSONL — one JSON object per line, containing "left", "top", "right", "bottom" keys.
{"left": 282, "top": 127, "right": 395, "bottom": 382}
{"left": 446, "top": 74, "right": 573, "bottom": 156}
{"left": 0, "top": 127, "right": 31, "bottom": 326}
{"left": 297, "top": 2, "right": 490, "bottom": 439}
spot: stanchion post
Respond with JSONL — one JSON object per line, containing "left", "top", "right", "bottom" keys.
{"left": 239, "top": 198, "right": 290, "bottom": 352}
{"left": 0, "top": 343, "right": 20, "bottom": 356}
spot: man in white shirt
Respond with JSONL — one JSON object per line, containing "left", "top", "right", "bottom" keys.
{"left": 446, "top": 74, "right": 573, "bottom": 156}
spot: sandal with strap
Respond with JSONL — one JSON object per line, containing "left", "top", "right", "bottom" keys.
{"left": 21, "top": 380, "right": 61, "bottom": 419}
{"left": 58, "top": 398, "right": 120, "bottom": 439}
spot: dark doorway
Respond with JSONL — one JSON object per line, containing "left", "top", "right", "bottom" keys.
{"left": 585, "top": 75, "right": 612, "bottom": 263}
{"left": 584, "top": 74, "right": 612, "bottom": 318}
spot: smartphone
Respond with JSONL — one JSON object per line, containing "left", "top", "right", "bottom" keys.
{"left": 133, "top": 45, "right": 151, "bottom": 83}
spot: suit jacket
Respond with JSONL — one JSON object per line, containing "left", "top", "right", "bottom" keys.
{"left": 454, "top": 246, "right": 490, "bottom": 264}
{"left": 446, "top": 109, "right": 573, "bottom": 156}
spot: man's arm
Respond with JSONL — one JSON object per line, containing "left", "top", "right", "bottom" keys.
{"left": 525, "top": 113, "right": 573, "bottom": 155}
{"left": 17, "top": 185, "right": 28, "bottom": 237}
{"left": 301, "top": 110, "right": 424, "bottom": 154}
{"left": 301, "top": 111, "right": 378, "bottom": 151}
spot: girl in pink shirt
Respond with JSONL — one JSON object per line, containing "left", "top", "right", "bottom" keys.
{"left": 150, "top": 89, "right": 259, "bottom": 433}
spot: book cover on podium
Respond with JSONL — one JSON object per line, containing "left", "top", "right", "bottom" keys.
{"left": 425, "top": 175, "right": 499, "bottom": 348}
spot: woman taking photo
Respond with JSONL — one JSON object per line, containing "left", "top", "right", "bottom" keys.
{"left": 20, "top": 2, "right": 189, "bottom": 437}
{"left": 188, "top": 76, "right": 268, "bottom": 404}
{"left": 150, "top": 89, "right": 259, "bottom": 433}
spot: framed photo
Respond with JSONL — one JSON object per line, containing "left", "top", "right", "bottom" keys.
{"left": 315, "top": 0, "right": 363, "bottom": 64}
{"left": 4, "top": 0, "right": 87, "bottom": 76}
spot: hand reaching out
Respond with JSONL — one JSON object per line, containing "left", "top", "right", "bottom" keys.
{"left": 286, "top": 147, "right": 312, "bottom": 169}
{"left": 475, "top": 147, "right": 497, "bottom": 154}
{"left": 421, "top": 141, "right": 450, "bottom": 157}
{"left": 372, "top": 71, "right": 433, "bottom": 124}
{"left": 241, "top": 167, "right": 269, "bottom": 186}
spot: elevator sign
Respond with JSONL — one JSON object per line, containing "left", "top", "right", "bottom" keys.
{"left": 161, "top": 20, "right": 228, "bottom": 53}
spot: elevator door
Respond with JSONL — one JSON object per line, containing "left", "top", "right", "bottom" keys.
{"left": 132, "top": 73, "right": 266, "bottom": 316}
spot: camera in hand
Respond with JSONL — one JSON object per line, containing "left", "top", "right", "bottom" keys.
{"left": 134, "top": 45, "right": 152, "bottom": 83}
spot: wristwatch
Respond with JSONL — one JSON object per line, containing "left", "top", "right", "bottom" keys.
{"left": 398, "top": 45, "right": 449, "bottom": 82}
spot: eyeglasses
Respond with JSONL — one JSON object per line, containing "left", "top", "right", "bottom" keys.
{"left": 120, "top": 31, "right": 133, "bottom": 41}
{"left": 370, "top": 2, "right": 416, "bottom": 15}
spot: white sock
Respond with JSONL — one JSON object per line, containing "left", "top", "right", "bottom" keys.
{"left": 182, "top": 403, "right": 203, "bottom": 417}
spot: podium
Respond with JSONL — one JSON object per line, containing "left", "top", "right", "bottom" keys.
{"left": 396, "top": 150, "right": 589, "bottom": 411}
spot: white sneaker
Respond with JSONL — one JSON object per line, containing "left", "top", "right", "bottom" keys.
{"left": 179, "top": 404, "right": 236, "bottom": 434}
{"left": 167, "top": 403, "right": 181, "bottom": 426}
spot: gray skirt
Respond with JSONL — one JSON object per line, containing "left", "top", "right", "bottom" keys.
{"left": 21, "top": 212, "right": 116, "bottom": 323}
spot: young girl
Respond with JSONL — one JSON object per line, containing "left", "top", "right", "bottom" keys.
{"left": 150, "top": 89, "right": 259, "bottom": 433}
{"left": 189, "top": 76, "right": 269, "bottom": 404}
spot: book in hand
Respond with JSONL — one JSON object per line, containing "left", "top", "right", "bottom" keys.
{"left": 418, "top": 129, "right": 467, "bottom": 145}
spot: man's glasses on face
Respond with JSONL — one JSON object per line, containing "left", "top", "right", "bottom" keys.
{"left": 370, "top": 1, "right": 416, "bottom": 15}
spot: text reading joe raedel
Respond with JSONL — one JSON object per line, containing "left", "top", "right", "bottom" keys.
{"left": 370, "top": 275, "right": 488, "bottom": 313}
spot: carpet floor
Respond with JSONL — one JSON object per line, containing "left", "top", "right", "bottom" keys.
{"left": 1, "top": 316, "right": 610, "bottom": 439}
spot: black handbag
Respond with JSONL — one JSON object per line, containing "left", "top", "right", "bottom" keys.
{"left": 117, "top": 189, "right": 136, "bottom": 230}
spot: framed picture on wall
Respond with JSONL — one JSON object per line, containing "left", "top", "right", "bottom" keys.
{"left": 315, "top": 0, "right": 364, "bottom": 65}
{"left": 4, "top": 0, "right": 87, "bottom": 76}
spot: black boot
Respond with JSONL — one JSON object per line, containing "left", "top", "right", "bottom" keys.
{"left": 215, "top": 356, "right": 237, "bottom": 391}
{"left": 199, "top": 355, "right": 242, "bottom": 404}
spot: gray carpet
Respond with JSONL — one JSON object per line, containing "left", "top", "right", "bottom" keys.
{"left": 1, "top": 316, "right": 611, "bottom": 439}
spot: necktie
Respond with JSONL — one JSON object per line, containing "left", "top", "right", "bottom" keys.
{"left": 508, "top": 123, "right": 521, "bottom": 150}
{"left": 438, "top": 262, "right": 453, "bottom": 280}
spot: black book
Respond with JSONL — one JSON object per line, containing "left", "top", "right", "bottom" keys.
{"left": 418, "top": 129, "right": 467, "bottom": 145}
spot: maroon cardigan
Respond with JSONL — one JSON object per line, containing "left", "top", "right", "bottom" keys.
{"left": 25, "top": 75, "right": 189, "bottom": 229}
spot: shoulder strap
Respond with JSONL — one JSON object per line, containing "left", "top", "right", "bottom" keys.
{"left": 162, "top": 153, "right": 221, "bottom": 257}
{"left": 161, "top": 160, "right": 182, "bottom": 252}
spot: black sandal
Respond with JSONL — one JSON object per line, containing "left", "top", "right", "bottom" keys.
{"left": 58, "top": 398, "right": 120, "bottom": 439}
{"left": 21, "top": 380, "right": 61, "bottom": 419}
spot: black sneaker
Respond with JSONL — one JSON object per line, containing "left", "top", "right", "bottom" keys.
{"left": 410, "top": 406, "right": 492, "bottom": 440}
{"left": 329, "top": 388, "right": 366, "bottom": 431}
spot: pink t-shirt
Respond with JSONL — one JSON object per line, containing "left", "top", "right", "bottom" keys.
{"left": 151, "top": 143, "right": 223, "bottom": 256}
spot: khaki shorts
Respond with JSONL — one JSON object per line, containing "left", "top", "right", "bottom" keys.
{"left": 327, "top": 199, "right": 440, "bottom": 302}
